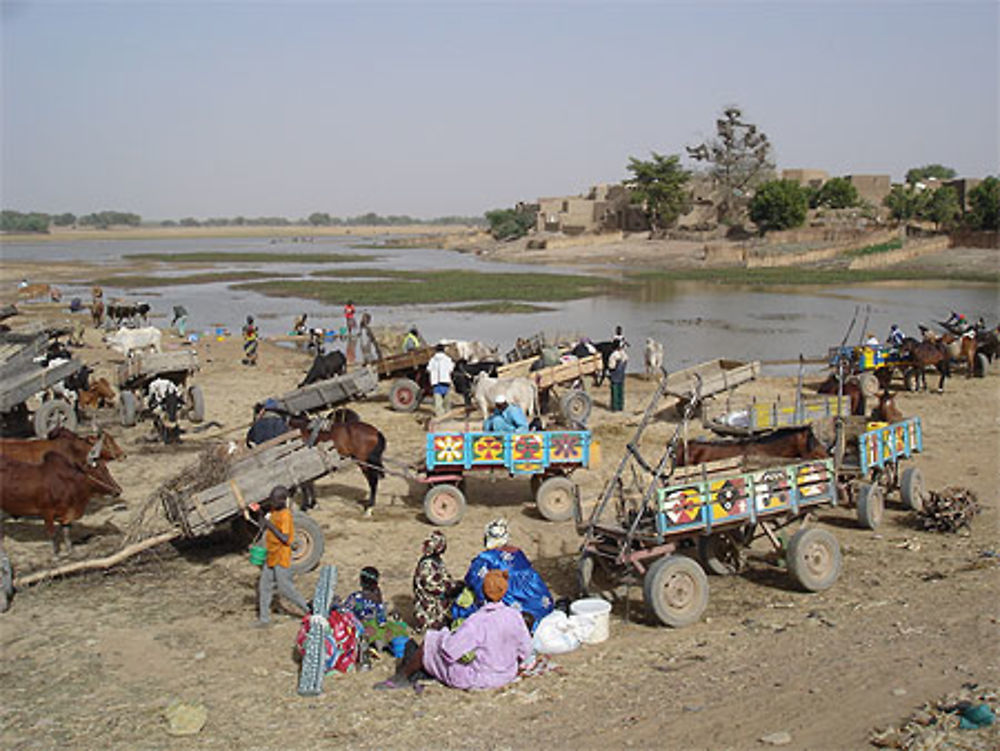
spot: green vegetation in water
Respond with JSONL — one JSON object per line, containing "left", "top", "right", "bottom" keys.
{"left": 91, "top": 271, "right": 293, "bottom": 287}
{"left": 450, "top": 301, "right": 556, "bottom": 314}
{"left": 236, "top": 269, "right": 619, "bottom": 305}
{"left": 841, "top": 238, "right": 904, "bottom": 258}
{"left": 631, "top": 265, "right": 1000, "bottom": 286}
{"left": 123, "top": 251, "right": 372, "bottom": 264}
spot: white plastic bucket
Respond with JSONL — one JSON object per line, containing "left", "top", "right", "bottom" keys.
{"left": 570, "top": 597, "right": 611, "bottom": 644}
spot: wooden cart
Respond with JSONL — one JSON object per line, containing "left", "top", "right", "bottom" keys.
{"left": 116, "top": 349, "right": 203, "bottom": 427}
{"left": 269, "top": 366, "right": 379, "bottom": 416}
{"left": 529, "top": 353, "right": 603, "bottom": 426}
{"left": 420, "top": 428, "right": 597, "bottom": 526}
{"left": 374, "top": 344, "right": 459, "bottom": 412}
{"left": 665, "top": 358, "right": 760, "bottom": 414}
{"left": 0, "top": 331, "right": 84, "bottom": 437}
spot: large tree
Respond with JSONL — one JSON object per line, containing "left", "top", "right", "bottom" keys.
{"left": 922, "top": 186, "right": 961, "bottom": 230}
{"left": 812, "top": 177, "right": 860, "bottom": 209}
{"left": 749, "top": 180, "right": 809, "bottom": 233}
{"left": 965, "top": 176, "right": 1000, "bottom": 231}
{"left": 883, "top": 185, "right": 928, "bottom": 223}
{"left": 624, "top": 152, "right": 692, "bottom": 233}
{"left": 686, "top": 106, "right": 774, "bottom": 224}
{"left": 905, "top": 164, "right": 957, "bottom": 185}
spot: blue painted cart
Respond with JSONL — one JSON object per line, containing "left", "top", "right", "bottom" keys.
{"left": 422, "top": 429, "right": 596, "bottom": 525}
{"left": 837, "top": 415, "right": 925, "bottom": 529}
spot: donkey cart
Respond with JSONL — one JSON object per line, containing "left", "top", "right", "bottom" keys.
{"left": 576, "top": 372, "right": 842, "bottom": 628}
{"left": 374, "top": 344, "right": 459, "bottom": 412}
{"left": 0, "top": 330, "right": 84, "bottom": 437}
{"left": 268, "top": 366, "right": 379, "bottom": 417}
{"left": 117, "top": 349, "right": 204, "bottom": 428}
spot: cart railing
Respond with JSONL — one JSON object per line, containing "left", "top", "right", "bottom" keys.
{"left": 425, "top": 429, "right": 593, "bottom": 475}
{"left": 858, "top": 417, "right": 922, "bottom": 474}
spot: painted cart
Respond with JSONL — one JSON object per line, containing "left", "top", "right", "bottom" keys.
{"left": 704, "top": 394, "right": 852, "bottom": 436}
{"left": 835, "top": 415, "right": 925, "bottom": 530}
{"left": 269, "top": 366, "right": 379, "bottom": 416}
{"left": 421, "top": 428, "right": 597, "bottom": 526}
{"left": 0, "top": 331, "right": 84, "bottom": 437}
{"left": 116, "top": 349, "right": 204, "bottom": 428}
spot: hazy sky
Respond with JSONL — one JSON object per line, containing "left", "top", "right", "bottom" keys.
{"left": 2, "top": 1, "right": 997, "bottom": 220}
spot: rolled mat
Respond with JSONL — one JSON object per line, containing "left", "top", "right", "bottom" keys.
{"left": 297, "top": 564, "right": 338, "bottom": 697}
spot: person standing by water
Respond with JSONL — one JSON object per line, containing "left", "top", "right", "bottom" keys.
{"left": 427, "top": 343, "right": 455, "bottom": 418}
{"left": 607, "top": 339, "right": 628, "bottom": 412}
{"left": 344, "top": 300, "right": 357, "bottom": 335}
{"left": 242, "top": 315, "right": 259, "bottom": 366}
{"left": 359, "top": 312, "right": 382, "bottom": 364}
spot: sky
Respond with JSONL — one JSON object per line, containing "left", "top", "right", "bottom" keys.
{"left": 1, "top": 0, "right": 997, "bottom": 220}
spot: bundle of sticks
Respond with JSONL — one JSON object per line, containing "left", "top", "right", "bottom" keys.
{"left": 916, "top": 486, "right": 981, "bottom": 533}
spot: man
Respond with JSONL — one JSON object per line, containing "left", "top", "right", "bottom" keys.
{"left": 483, "top": 394, "right": 529, "bottom": 432}
{"left": 359, "top": 312, "right": 381, "bottom": 364}
{"left": 888, "top": 324, "right": 905, "bottom": 348}
{"left": 375, "top": 569, "right": 532, "bottom": 691}
{"left": 427, "top": 343, "right": 455, "bottom": 418}
{"left": 607, "top": 339, "right": 628, "bottom": 412}
{"left": 172, "top": 305, "right": 189, "bottom": 337}
{"left": 250, "top": 486, "right": 310, "bottom": 627}
{"left": 402, "top": 327, "right": 422, "bottom": 352}
{"left": 344, "top": 300, "right": 356, "bottom": 335}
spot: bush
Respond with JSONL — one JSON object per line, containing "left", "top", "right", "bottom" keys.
{"left": 813, "top": 177, "right": 860, "bottom": 209}
{"left": 966, "top": 176, "right": 999, "bottom": 231}
{"left": 749, "top": 180, "right": 809, "bottom": 233}
{"left": 485, "top": 207, "right": 536, "bottom": 240}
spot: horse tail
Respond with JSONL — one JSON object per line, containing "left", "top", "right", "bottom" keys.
{"left": 369, "top": 430, "right": 386, "bottom": 478}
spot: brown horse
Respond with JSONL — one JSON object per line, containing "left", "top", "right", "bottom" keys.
{"left": 815, "top": 373, "right": 878, "bottom": 416}
{"left": 287, "top": 414, "right": 386, "bottom": 511}
{"left": 940, "top": 333, "right": 978, "bottom": 377}
{"left": 899, "top": 338, "right": 950, "bottom": 392}
{"left": 673, "top": 426, "right": 830, "bottom": 467}
{"left": 872, "top": 391, "right": 903, "bottom": 423}
{"left": 77, "top": 377, "right": 116, "bottom": 412}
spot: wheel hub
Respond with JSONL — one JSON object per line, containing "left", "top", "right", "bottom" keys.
{"left": 664, "top": 572, "right": 695, "bottom": 609}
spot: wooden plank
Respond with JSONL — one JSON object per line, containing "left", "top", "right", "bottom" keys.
{"left": 532, "top": 354, "right": 601, "bottom": 389}
{"left": 0, "top": 358, "right": 83, "bottom": 411}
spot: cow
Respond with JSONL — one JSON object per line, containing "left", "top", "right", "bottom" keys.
{"left": 77, "top": 377, "right": 116, "bottom": 412}
{"left": 104, "top": 326, "right": 162, "bottom": 357}
{"left": 106, "top": 301, "right": 151, "bottom": 328}
{"left": 451, "top": 359, "right": 501, "bottom": 406}
{"left": 471, "top": 372, "right": 538, "bottom": 420}
{"left": 0, "top": 427, "right": 126, "bottom": 468}
{"left": 299, "top": 351, "right": 347, "bottom": 387}
{"left": 0, "top": 451, "right": 122, "bottom": 555}
{"left": 439, "top": 339, "right": 499, "bottom": 364}
{"left": 644, "top": 338, "right": 664, "bottom": 379}
{"left": 572, "top": 339, "right": 617, "bottom": 384}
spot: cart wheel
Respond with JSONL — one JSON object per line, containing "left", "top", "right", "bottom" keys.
{"left": 974, "top": 352, "right": 989, "bottom": 378}
{"left": 289, "top": 510, "right": 325, "bottom": 575}
{"left": 643, "top": 555, "right": 709, "bottom": 628}
{"left": 697, "top": 532, "right": 745, "bottom": 576}
{"left": 856, "top": 483, "right": 884, "bottom": 530}
{"left": 389, "top": 379, "right": 421, "bottom": 412}
{"left": 900, "top": 467, "right": 925, "bottom": 512}
{"left": 187, "top": 385, "right": 205, "bottom": 423}
{"left": 559, "top": 390, "right": 592, "bottom": 425}
{"left": 535, "top": 476, "right": 576, "bottom": 522}
{"left": 424, "top": 484, "right": 467, "bottom": 526}
{"left": 786, "top": 527, "right": 841, "bottom": 592}
{"left": 33, "top": 399, "right": 77, "bottom": 438}
{"left": 119, "top": 391, "right": 138, "bottom": 427}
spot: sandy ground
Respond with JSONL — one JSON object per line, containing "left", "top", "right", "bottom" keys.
{"left": 1, "top": 305, "right": 998, "bottom": 751}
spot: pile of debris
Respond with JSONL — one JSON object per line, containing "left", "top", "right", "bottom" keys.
{"left": 871, "top": 684, "right": 997, "bottom": 749}
{"left": 915, "top": 486, "right": 981, "bottom": 534}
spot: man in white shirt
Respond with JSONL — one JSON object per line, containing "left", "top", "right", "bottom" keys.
{"left": 427, "top": 343, "right": 455, "bottom": 418}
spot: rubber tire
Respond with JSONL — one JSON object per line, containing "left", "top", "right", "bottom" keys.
{"left": 697, "top": 532, "right": 745, "bottom": 576}
{"left": 974, "top": 352, "right": 989, "bottom": 378}
{"left": 423, "top": 484, "right": 467, "bottom": 526}
{"left": 288, "top": 510, "right": 325, "bottom": 576}
{"left": 33, "top": 399, "right": 77, "bottom": 438}
{"left": 856, "top": 482, "right": 884, "bottom": 530}
{"left": 534, "top": 475, "right": 576, "bottom": 522}
{"left": 786, "top": 527, "right": 841, "bottom": 592}
{"left": 119, "top": 391, "right": 138, "bottom": 427}
{"left": 559, "top": 390, "right": 592, "bottom": 425}
{"left": 900, "top": 466, "right": 925, "bottom": 512}
{"left": 187, "top": 385, "right": 205, "bottom": 423}
{"left": 389, "top": 378, "right": 421, "bottom": 412}
{"left": 642, "top": 554, "right": 710, "bottom": 628}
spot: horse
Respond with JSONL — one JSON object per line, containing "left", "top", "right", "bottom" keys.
{"left": 815, "top": 373, "right": 877, "bottom": 416}
{"left": 871, "top": 391, "right": 903, "bottom": 423}
{"left": 899, "top": 337, "right": 950, "bottom": 392}
{"left": 673, "top": 426, "right": 831, "bottom": 467}
{"left": 939, "top": 333, "right": 978, "bottom": 377}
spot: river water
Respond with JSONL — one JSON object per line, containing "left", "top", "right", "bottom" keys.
{"left": 3, "top": 236, "right": 997, "bottom": 373}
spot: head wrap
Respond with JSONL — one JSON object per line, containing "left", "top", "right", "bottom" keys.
{"left": 493, "top": 393, "right": 507, "bottom": 405}
{"left": 482, "top": 569, "right": 509, "bottom": 603}
{"left": 360, "top": 565, "right": 380, "bottom": 588}
{"left": 483, "top": 518, "right": 510, "bottom": 549}
{"left": 421, "top": 530, "right": 447, "bottom": 557}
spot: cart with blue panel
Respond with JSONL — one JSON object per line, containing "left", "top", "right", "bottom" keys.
{"left": 827, "top": 344, "right": 915, "bottom": 388}
{"left": 836, "top": 415, "right": 924, "bottom": 530}
{"left": 421, "top": 429, "right": 596, "bottom": 526}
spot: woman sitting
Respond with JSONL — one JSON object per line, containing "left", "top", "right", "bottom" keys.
{"left": 375, "top": 570, "right": 531, "bottom": 691}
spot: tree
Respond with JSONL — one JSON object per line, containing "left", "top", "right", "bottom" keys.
{"left": 812, "top": 177, "right": 860, "bottom": 209}
{"left": 623, "top": 152, "right": 692, "bottom": 233}
{"left": 0, "top": 210, "right": 50, "bottom": 233}
{"left": 883, "top": 185, "right": 929, "bottom": 223}
{"left": 308, "top": 212, "right": 332, "bottom": 226}
{"left": 52, "top": 212, "right": 76, "bottom": 227}
{"left": 687, "top": 105, "right": 775, "bottom": 224}
{"left": 748, "top": 180, "right": 809, "bottom": 233}
{"left": 922, "top": 186, "right": 961, "bottom": 230}
{"left": 485, "top": 207, "right": 536, "bottom": 240}
{"left": 905, "top": 164, "right": 957, "bottom": 185}
{"left": 965, "top": 176, "right": 999, "bottom": 231}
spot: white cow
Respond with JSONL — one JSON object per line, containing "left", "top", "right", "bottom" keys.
{"left": 439, "top": 339, "right": 500, "bottom": 364}
{"left": 644, "top": 338, "right": 664, "bottom": 379}
{"left": 472, "top": 372, "right": 538, "bottom": 420}
{"left": 104, "top": 326, "right": 162, "bottom": 357}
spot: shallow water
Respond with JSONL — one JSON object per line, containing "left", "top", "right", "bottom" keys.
{"left": 4, "top": 235, "right": 998, "bottom": 373}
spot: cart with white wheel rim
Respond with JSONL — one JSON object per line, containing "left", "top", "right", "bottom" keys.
{"left": 420, "top": 428, "right": 598, "bottom": 526}
{"left": 115, "top": 349, "right": 204, "bottom": 428}
{"left": 374, "top": 344, "right": 459, "bottom": 412}
{"left": 0, "top": 331, "right": 83, "bottom": 437}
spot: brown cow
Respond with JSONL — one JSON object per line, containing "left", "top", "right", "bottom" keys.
{"left": 0, "top": 451, "right": 122, "bottom": 554}
{"left": 77, "top": 378, "right": 116, "bottom": 412}
{"left": 673, "top": 426, "right": 830, "bottom": 467}
{"left": 0, "top": 427, "right": 125, "bottom": 468}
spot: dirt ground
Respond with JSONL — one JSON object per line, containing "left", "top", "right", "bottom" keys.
{"left": 1, "top": 310, "right": 998, "bottom": 751}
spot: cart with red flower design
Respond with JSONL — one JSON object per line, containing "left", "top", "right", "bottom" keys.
{"left": 420, "top": 429, "right": 597, "bottom": 526}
